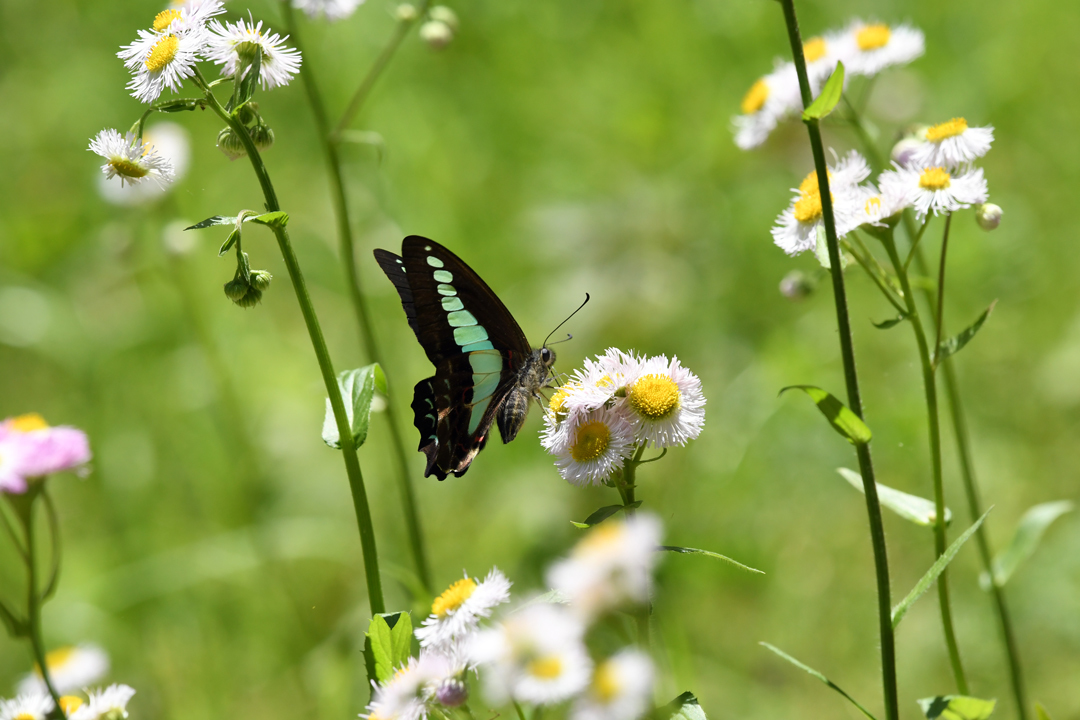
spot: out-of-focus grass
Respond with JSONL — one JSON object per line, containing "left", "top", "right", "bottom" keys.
{"left": 1, "top": 0, "right": 1078, "bottom": 717}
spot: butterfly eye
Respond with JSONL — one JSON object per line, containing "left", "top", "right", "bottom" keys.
{"left": 541, "top": 347, "right": 555, "bottom": 364}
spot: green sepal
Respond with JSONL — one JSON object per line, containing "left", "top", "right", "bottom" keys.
{"left": 917, "top": 696, "right": 997, "bottom": 720}
{"left": 230, "top": 46, "right": 262, "bottom": 112}
{"left": 872, "top": 313, "right": 908, "bottom": 329}
{"left": 218, "top": 229, "right": 240, "bottom": 257}
{"left": 759, "top": 643, "right": 877, "bottom": 720}
{"left": 651, "top": 692, "right": 707, "bottom": 720}
{"left": 802, "top": 61, "right": 845, "bottom": 121}
{"left": 186, "top": 215, "right": 237, "bottom": 231}
{"left": 571, "top": 502, "right": 640, "bottom": 528}
{"left": 658, "top": 546, "right": 764, "bottom": 574}
{"left": 981, "top": 500, "right": 1073, "bottom": 589}
{"left": 891, "top": 510, "right": 990, "bottom": 628}
{"left": 936, "top": 301, "right": 996, "bottom": 364}
{"left": 780, "top": 385, "right": 872, "bottom": 445}
{"left": 250, "top": 211, "right": 289, "bottom": 229}
{"left": 838, "top": 468, "right": 951, "bottom": 527}
{"left": 153, "top": 98, "right": 204, "bottom": 113}
{"left": 322, "top": 364, "right": 385, "bottom": 449}
{"left": 366, "top": 611, "right": 413, "bottom": 685}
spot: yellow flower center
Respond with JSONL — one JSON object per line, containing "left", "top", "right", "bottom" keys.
{"left": 528, "top": 656, "right": 563, "bottom": 680}
{"left": 740, "top": 79, "right": 769, "bottom": 115}
{"left": 15, "top": 714, "right": 36, "bottom": 720}
{"left": 45, "top": 646, "right": 76, "bottom": 669}
{"left": 803, "top": 37, "right": 827, "bottom": 63}
{"left": 109, "top": 158, "right": 149, "bottom": 179}
{"left": 919, "top": 167, "right": 952, "bottom": 190}
{"left": 145, "top": 34, "right": 180, "bottom": 72}
{"left": 549, "top": 384, "right": 574, "bottom": 415}
{"left": 628, "top": 374, "right": 681, "bottom": 421}
{"left": 592, "top": 660, "right": 620, "bottom": 702}
{"left": 570, "top": 421, "right": 611, "bottom": 462}
{"left": 926, "top": 117, "right": 969, "bottom": 142}
{"left": 153, "top": 9, "right": 182, "bottom": 31}
{"left": 59, "top": 696, "right": 85, "bottom": 716}
{"left": 10, "top": 413, "right": 49, "bottom": 433}
{"left": 856, "top": 24, "right": 891, "bottom": 51}
{"left": 575, "top": 522, "right": 624, "bottom": 557}
{"left": 865, "top": 196, "right": 881, "bottom": 214}
{"left": 432, "top": 578, "right": 477, "bottom": 617}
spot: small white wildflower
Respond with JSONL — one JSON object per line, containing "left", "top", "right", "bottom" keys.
{"left": 620, "top": 355, "right": 705, "bottom": 448}
{"left": 550, "top": 406, "right": 636, "bottom": 487}
{"left": 70, "top": 684, "right": 136, "bottom": 720}
{"left": 832, "top": 20, "right": 924, "bottom": 78}
{"left": 18, "top": 644, "right": 109, "bottom": 696}
{"left": 120, "top": 21, "right": 208, "bottom": 103}
{"left": 910, "top": 118, "right": 994, "bottom": 170}
{"left": 205, "top": 19, "right": 303, "bottom": 90}
{"left": 732, "top": 63, "right": 800, "bottom": 150}
{"left": 771, "top": 150, "right": 871, "bottom": 255}
{"left": 0, "top": 692, "right": 53, "bottom": 720}
{"left": 415, "top": 568, "right": 511, "bottom": 653}
{"left": 878, "top": 164, "right": 989, "bottom": 219}
{"left": 97, "top": 123, "right": 188, "bottom": 205}
{"left": 293, "top": 0, "right": 366, "bottom": 21}
{"left": 857, "top": 180, "right": 915, "bottom": 228}
{"left": 570, "top": 650, "right": 655, "bottom": 720}
{"left": 88, "top": 129, "right": 175, "bottom": 190}
{"left": 364, "top": 653, "right": 454, "bottom": 720}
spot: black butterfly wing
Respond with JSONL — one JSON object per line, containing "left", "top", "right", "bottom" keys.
{"left": 375, "top": 236, "right": 532, "bottom": 479}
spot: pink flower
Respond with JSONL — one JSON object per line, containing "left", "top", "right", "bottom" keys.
{"left": 0, "top": 415, "right": 91, "bottom": 494}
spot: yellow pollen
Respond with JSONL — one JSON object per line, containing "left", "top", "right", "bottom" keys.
{"left": 919, "top": 167, "right": 952, "bottom": 190}
{"left": 803, "top": 37, "right": 827, "bottom": 63}
{"left": 570, "top": 421, "right": 611, "bottom": 462}
{"left": 549, "top": 384, "right": 574, "bottom": 415}
{"left": 145, "top": 34, "right": 179, "bottom": 72}
{"left": 153, "top": 9, "right": 181, "bottom": 31}
{"left": 798, "top": 169, "right": 831, "bottom": 195}
{"left": 740, "top": 79, "right": 769, "bottom": 115}
{"left": 865, "top": 196, "right": 882, "bottom": 214}
{"left": 528, "top": 656, "right": 563, "bottom": 680}
{"left": 109, "top": 158, "right": 150, "bottom": 179}
{"left": 15, "top": 714, "right": 36, "bottom": 720}
{"left": 432, "top": 578, "right": 477, "bottom": 617}
{"left": 628, "top": 374, "right": 681, "bottom": 421}
{"left": 576, "top": 522, "right": 624, "bottom": 556}
{"left": 856, "top": 24, "right": 891, "bottom": 51}
{"left": 596, "top": 374, "right": 615, "bottom": 389}
{"left": 592, "top": 661, "right": 620, "bottom": 702}
{"left": 926, "top": 117, "right": 969, "bottom": 142}
{"left": 10, "top": 413, "right": 49, "bottom": 433}
{"left": 45, "top": 646, "right": 76, "bottom": 669}
{"left": 59, "top": 697, "right": 85, "bottom": 716}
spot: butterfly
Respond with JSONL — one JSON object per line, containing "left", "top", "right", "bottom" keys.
{"left": 374, "top": 236, "right": 557, "bottom": 480}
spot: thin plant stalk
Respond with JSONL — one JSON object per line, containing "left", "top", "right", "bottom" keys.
{"left": 17, "top": 489, "right": 64, "bottom": 714}
{"left": 776, "top": 3, "right": 898, "bottom": 719}
{"left": 194, "top": 69, "right": 386, "bottom": 615}
{"left": 282, "top": 0, "right": 432, "bottom": 595}
{"left": 879, "top": 229, "right": 968, "bottom": 693}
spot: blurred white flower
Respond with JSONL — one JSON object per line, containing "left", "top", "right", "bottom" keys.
{"left": 415, "top": 568, "right": 511, "bottom": 653}
{"left": 732, "top": 63, "right": 800, "bottom": 150}
{"left": 363, "top": 652, "right": 462, "bottom": 720}
{"left": 89, "top": 129, "right": 175, "bottom": 191}
{"left": 857, "top": 180, "right": 915, "bottom": 228}
{"left": 878, "top": 164, "right": 988, "bottom": 219}
{"left": 97, "top": 123, "right": 190, "bottom": 205}
{"left": 18, "top": 645, "right": 109, "bottom": 696}
{"left": 293, "top": 0, "right": 366, "bottom": 21}
{"left": 546, "top": 406, "right": 636, "bottom": 487}
{"left": 621, "top": 355, "right": 705, "bottom": 448}
{"left": 205, "top": 19, "right": 303, "bottom": 90}
{"left": 771, "top": 150, "right": 871, "bottom": 255}
{"left": 976, "top": 202, "right": 1003, "bottom": 231}
{"left": 831, "top": 20, "right": 924, "bottom": 78}
{"left": 911, "top": 117, "right": 994, "bottom": 169}
{"left": 70, "top": 684, "right": 136, "bottom": 720}
{"left": 0, "top": 691, "right": 53, "bottom": 720}
{"left": 570, "top": 650, "right": 655, "bottom": 720}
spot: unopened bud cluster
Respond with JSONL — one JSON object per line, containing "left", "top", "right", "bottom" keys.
{"left": 420, "top": 6, "right": 459, "bottom": 49}
{"left": 225, "top": 267, "right": 272, "bottom": 308}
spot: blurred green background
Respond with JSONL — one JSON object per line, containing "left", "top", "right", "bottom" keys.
{"left": 1, "top": 0, "right": 1078, "bottom": 717}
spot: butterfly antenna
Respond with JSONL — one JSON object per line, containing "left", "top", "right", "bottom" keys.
{"left": 543, "top": 293, "right": 590, "bottom": 348}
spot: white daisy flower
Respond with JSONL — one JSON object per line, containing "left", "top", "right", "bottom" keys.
{"left": 293, "top": 0, "right": 366, "bottom": 21}
{"left": 120, "top": 22, "right": 208, "bottom": 103}
{"left": 570, "top": 650, "right": 655, "bottom": 720}
{"left": 878, "top": 164, "right": 989, "bottom": 219}
{"left": 910, "top": 118, "right": 994, "bottom": 170}
{"left": 97, "top": 123, "right": 188, "bottom": 204}
{"left": 415, "top": 568, "right": 511, "bottom": 653}
{"left": 546, "top": 513, "right": 662, "bottom": 620}
{"left": 364, "top": 653, "right": 456, "bottom": 720}
{"left": 832, "top": 20, "right": 924, "bottom": 78}
{"left": 732, "top": 63, "right": 800, "bottom": 150}
{"left": 857, "top": 180, "right": 915, "bottom": 228}
{"left": 0, "top": 692, "right": 53, "bottom": 720}
{"left": 619, "top": 355, "right": 704, "bottom": 448}
{"left": 88, "top": 129, "right": 175, "bottom": 190}
{"left": 771, "top": 150, "right": 871, "bottom": 255}
{"left": 70, "top": 685, "right": 136, "bottom": 720}
{"left": 470, "top": 603, "right": 591, "bottom": 706}
{"left": 550, "top": 406, "right": 636, "bottom": 487}
{"left": 18, "top": 644, "right": 109, "bottom": 696}
{"left": 205, "top": 19, "right": 303, "bottom": 90}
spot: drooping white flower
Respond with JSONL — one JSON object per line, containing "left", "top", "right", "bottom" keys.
{"left": 88, "top": 129, "right": 175, "bottom": 190}
{"left": 18, "top": 645, "right": 109, "bottom": 696}
{"left": 97, "top": 123, "right": 188, "bottom": 205}
{"left": 0, "top": 692, "right": 53, "bottom": 720}
{"left": 470, "top": 603, "right": 591, "bottom": 706}
{"left": 293, "top": 0, "right": 367, "bottom": 21}
{"left": 831, "top": 20, "right": 924, "bottom": 78}
{"left": 70, "top": 685, "right": 136, "bottom": 720}
{"left": 910, "top": 118, "right": 994, "bottom": 170}
{"left": 856, "top": 180, "right": 915, "bottom": 228}
{"left": 546, "top": 514, "right": 662, "bottom": 620}
{"left": 205, "top": 19, "right": 303, "bottom": 90}
{"left": 771, "top": 150, "right": 871, "bottom": 255}
{"left": 548, "top": 406, "right": 636, "bottom": 487}
{"left": 415, "top": 568, "right": 511, "bottom": 653}
{"left": 878, "top": 164, "right": 989, "bottom": 219}
{"left": 732, "top": 63, "right": 800, "bottom": 150}
{"left": 570, "top": 650, "right": 655, "bottom": 720}
{"left": 619, "top": 355, "right": 705, "bottom": 448}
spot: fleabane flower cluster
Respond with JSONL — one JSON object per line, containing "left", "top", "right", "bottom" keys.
{"left": 1, "top": 684, "right": 135, "bottom": 720}
{"left": 0, "top": 415, "right": 91, "bottom": 495}
{"left": 541, "top": 349, "right": 705, "bottom": 487}
{"left": 733, "top": 19, "right": 924, "bottom": 149}
{"left": 771, "top": 150, "right": 871, "bottom": 256}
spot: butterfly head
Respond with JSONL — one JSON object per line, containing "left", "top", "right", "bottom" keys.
{"left": 540, "top": 346, "right": 557, "bottom": 369}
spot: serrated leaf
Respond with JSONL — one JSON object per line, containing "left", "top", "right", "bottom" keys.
{"left": 366, "top": 612, "right": 413, "bottom": 685}
{"left": 322, "top": 364, "right": 382, "bottom": 449}
{"left": 918, "top": 695, "right": 997, "bottom": 720}
{"left": 937, "top": 301, "right": 996, "bottom": 363}
{"left": 873, "top": 313, "right": 908, "bottom": 329}
{"left": 759, "top": 643, "right": 877, "bottom": 720}
{"left": 981, "top": 500, "right": 1073, "bottom": 589}
{"left": 186, "top": 215, "right": 237, "bottom": 231}
{"left": 892, "top": 510, "right": 990, "bottom": 628}
{"left": 653, "top": 692, "right": 707, "bottom": 720}
{"left": 780, "top": 385, "right": 871, "bottom": 445}
{"left": 250, "top": 211, "right": 289, "bottom": 229}
{"left": 838, "top": 468, "right": 951, "bottom": 527}
{"left": 802, "top": 61, "right": 845, "bottom": 121}
{"left": 571, "top": 503, "right": 641, "bottom": 528}
{"left": 658, "top": 546, "right": 764, "bottom": 574}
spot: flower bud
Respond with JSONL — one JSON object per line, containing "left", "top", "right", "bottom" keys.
{"left": 420, "top": 20, "right": 453, "bottom": 49}
{"left": 217, "top": 127, "right": 246, "bottom": 160}
{"left": 429, "top": 6, "right": 459, "bottom": 32}
{"left": 975, "top": 203, "right": 1002, "bottom": 231}
{"left": 224, "top": 277, "right": 253, "bottom": 303}
{"left": 435, "top": 679, "right": 468, "bottom": 707}
{"left": 395, "top": 3, "right": 418, "bottom": 21}
{"left": 250, "top": 124, "right": 275, "bottom": 153}
{"left": 249, "top": 269, "right": 273, "bottom": 291}
{"left": 890, "top": 137, "right": 922, "bottom": 168}
{"left": 779, "top": 269, "right": 815, "bottom": 301}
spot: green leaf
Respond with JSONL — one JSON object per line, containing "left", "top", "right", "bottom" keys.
{"left": 873, "top": 313, "right": 908, "bottom": 329}
{"left": 154, "top": 98, "right": 204, "bottom": 113}
{"left": 1035, "top": 703, "right": 1054, "bottom": 720}
{"left": 322, "top": 364, "right": 382, "bottom": 449}
{"left": 917, "top": 696, "right": 997, "bottom": 720}
{"left": 658, "top": 546, "right": 764, "bottom": 574}
{"left": 366, "top": 611, "right": 413, "bottom": 685}
{"left": 838, "top": 468, "right": 952, "bottom": 527}
{"left": 652, "top": 692, "right": 707, "bottom": 720}
{"left": 759, "top": 643, "right": 877, "bottom": 720}
{"left": 891, "top": 510, "right": 991, "bottom": 628}
{"left": 186, "top": 215, "right": 237, "bottom": 231}
{"left": 780, "top": 385, "right": 872, "bottom": 445}
{"left": 802, "top": 61, "right": 845, "bottom": 121}
{"left": 937, "top": 301, "right": 996, "bottom": 363}
{"left": 250, "top": 211, "right": 289, "bottom": 229}
{"left": 981, "top": 500, "right": 1073, "bottom": 589}
{"left": 571, "top": 503, "right": 641, "bottom": 528}
{"left": 218, "top": 228, "right": 240, "bottom": 257}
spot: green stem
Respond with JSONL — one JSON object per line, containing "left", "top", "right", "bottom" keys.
{"left": 842, "top": 237, "right": 906, "bottom": 314}
{"left": 880, "top": 231, "right": 968, "bottom": 693}
{"left": 512, "top": 701, "right": 528, "bottom": 720}
{"left": 21, "top": 489, "right": 64, "bottom": 714}
{"left": 902, "top": 216, "right": 932, "bottom": 273}
{"left": 842, "top": 94, "right": 886, "bottom": 172}
{"left": 1, "top": 496, "right": 29, "bottom": 561}
{"left": 776, "top": 4, "right": 898, "bottom": 720}
{"left": 283, "top": 0, "right": 432, "bottom": 595}
{"left": 39, "top": 490, "right": 61, "bottom": 601}
{"left": 932, "top": 214, "right": 952, "bottom": 363}
{"left": 196, "top": 70, "right": 385, "bottom": 615}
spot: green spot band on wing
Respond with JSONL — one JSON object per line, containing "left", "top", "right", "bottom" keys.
{"left": 426, "top": 256, "right": 445, "bottom": 268}
{"left": 441, "top": 296, "right": 464, "bottom": 311}
{"left": 436, "top": 284, "right": 457, "bottom": 296}
{"left": 469, "top": 349, "right": 503, "bottom": 375}
{"left": 472, "top": 372, "right": 501, "bottom": 404}
{"left": 447, "top": 310, "right": 479, "bottom": 327}
{"left": 454, "top": 325, "right": 489, "bottom": 346}
{"left": 469, "top": 396, "right": 493, "bottom": 435}
{"left": 461, "top": 340, "right": 495, "bottom": 352}
{"left": 433, "top": 270, "right": 453, "bottom": 283}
